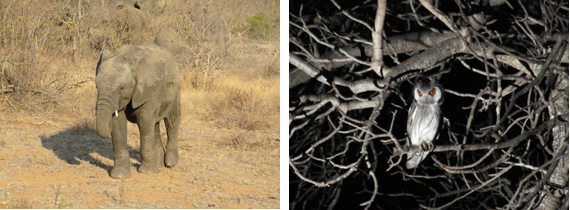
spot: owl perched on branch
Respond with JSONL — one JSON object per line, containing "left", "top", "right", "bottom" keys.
{"left": 406, "top": 77, "right": 444, "bottom": 169}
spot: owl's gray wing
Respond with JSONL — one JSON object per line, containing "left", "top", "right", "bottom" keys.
{"left": 407, "top": 102, "right": 417, "bottom": 137}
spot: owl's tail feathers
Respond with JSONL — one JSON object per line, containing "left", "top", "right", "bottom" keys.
{"left": 406, "top": 151, "right": 430, "bottom": 169}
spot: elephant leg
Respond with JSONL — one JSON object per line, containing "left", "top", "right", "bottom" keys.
{"left": 110, "top": 110, "right": 131, "bottom": 179}
{"left": 137, "top": 119, "right": 159, "bottom": 174}
{"left": 164, "top": 103, "right": 180, "bottom": 167}
{"left": 155, "top": 122, "right": 166, "bottom": 168}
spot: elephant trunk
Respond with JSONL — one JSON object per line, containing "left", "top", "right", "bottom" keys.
{"left": 96, "top": 97, "right": 117, "bottom": 138}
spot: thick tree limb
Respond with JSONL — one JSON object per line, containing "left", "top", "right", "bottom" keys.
{"left": 290, "top": 52, "right": 331, "bottom": 86}
{"left": 371, "top": 0, "right": 386, "bottom": 77}
{"left": 311, "top": 31, "right": 459, "bottom": 70}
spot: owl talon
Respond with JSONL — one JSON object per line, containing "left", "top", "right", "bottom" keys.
{"left": 420, "top": 141, "right": 434, "bottom": 152}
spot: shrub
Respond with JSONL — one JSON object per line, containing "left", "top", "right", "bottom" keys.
{"left": 237, "top": 12, "right": 278, "bottom": 41}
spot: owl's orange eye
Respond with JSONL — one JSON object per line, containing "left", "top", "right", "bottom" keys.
{"left": 417, "top": 90, "right": 423, "bottom": 96}
{"left": 429, "top": 89, "right": 436, "bottom": 95}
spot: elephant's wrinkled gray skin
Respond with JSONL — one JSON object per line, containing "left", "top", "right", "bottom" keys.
{"left": 154, "top": 28, "right": 183, "bottom": 55}
{"left": 112, "top": 2, "right": 148, "bottom": 41}
{"left": 95, "top": 40, "right": 180, "bottom": 179}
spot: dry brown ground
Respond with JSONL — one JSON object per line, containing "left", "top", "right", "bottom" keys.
{"left": 0, "top": 0, "right": 280, "bottom": 208}
{"left": 0, "top": 103, "right": 279, "bottom": 209}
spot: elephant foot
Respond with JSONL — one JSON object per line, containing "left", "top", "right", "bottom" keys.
{"left": 110, "top": 167, "right": 132, "bottom": 179}
{"left": 165, "top": 151, "right": 179, "bottom": 167}
{"left": 138, "top": 164, "right": 159, "bottom": 174}
{"left": 158, "top": 154, "right": 166, "bottom": 168}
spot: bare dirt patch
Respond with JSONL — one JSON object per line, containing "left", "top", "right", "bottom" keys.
{"left": 0, "top": 103, "right": 279, "bottom": 208}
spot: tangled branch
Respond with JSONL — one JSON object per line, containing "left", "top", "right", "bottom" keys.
{"left": 289, "top": 0, "right": 569, "bottom": 209}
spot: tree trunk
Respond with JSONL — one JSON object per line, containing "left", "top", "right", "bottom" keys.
{"left": 536, "top": 74, "right": 569, "bottom": 210}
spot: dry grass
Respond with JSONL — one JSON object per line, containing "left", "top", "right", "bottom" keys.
{"left": 207, "top": 74, "right": 279, "bottom": 130}
{"left": 0, "top": 0, "right": 279, "bottom": 208}
{"left": 0, "top": 0, "right": 280, "bottom": 130}
{"left": 0, "top": 198, "right": 33, "bottom": 209}
{"left": 0, "top": 0, "right": 279, "bottom": 111}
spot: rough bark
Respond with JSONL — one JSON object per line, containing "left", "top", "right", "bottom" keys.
{"left": 536, "top": 73, "right": 569, "bottom": 210}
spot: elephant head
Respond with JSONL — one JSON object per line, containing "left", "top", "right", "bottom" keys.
{"left": 112, "top": 1, "right": 148, "bottom": 42}
{"left": 94, "top": 44, "right": 164, "bottom": 138}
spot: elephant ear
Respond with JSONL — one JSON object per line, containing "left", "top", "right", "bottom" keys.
{"left": 95, "top": 49, "right": 113, "bottom": 76}
{"left": 125, "top": 49, "right": 162, "bottom": 109}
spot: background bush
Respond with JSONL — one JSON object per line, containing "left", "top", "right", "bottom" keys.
{"left": 0, "top": 0, "right": 280, "bottom": 112}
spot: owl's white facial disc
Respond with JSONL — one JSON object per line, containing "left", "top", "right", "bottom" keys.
{"left": 413, "top": 81, "right": 443, "bottom": 105}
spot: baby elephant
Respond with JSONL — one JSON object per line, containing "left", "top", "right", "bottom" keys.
{"left": 95, "top": 40, "right": 180, "bottom": 179}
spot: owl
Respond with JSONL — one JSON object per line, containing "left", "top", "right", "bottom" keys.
{"left": 406, "top": 78, "right": 444, "bottom": 169}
